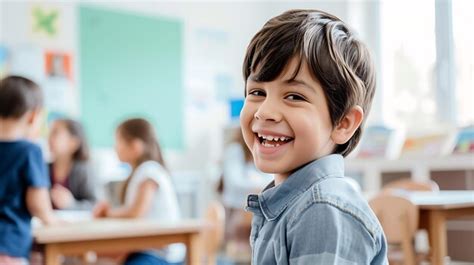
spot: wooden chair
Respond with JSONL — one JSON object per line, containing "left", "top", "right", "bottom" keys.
{"left": 382, "top": 178, "right": 438, "bottom": 263}
{"left": 223, "top": 207, "right": 253, "bottom": 263}
{"left": 369, "top": 194, "right": 419, "bottom": 265}
{"left": 383, "top": 178, "right": 439, "bottom": 192}
{"left": 200, "top": 201, "right": 225, "bottom": 265}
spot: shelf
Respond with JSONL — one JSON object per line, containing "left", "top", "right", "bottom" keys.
{"left": 346, "top": 154, "right": 474, "bottom": 172}
{"left": 345, "top": 154, "right": 474, "bottom": 191}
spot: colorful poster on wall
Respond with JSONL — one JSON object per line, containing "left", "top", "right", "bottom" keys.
{"left": 229, "top": 98, "right": 244, "bottom": 121}
{"left": 43, "top": 51, "right": 77, "bottom": 118}
{"left": 28, "top": 3, "right": 75, "bottom": 47}
{"left": 45, "top": 51, "right": 73, "bottom": 81}
{"left": 30, "top": 5, "right": 60, "bottom": 38}
{"left": 0, "top": 45, "right": 8, "bottom": 79}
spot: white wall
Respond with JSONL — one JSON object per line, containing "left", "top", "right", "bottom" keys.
{"left": 2, "top": 0, "right": 383, "bottom": 215}
{"left": 1, "top": 0, "right": 378, "bottom": 168}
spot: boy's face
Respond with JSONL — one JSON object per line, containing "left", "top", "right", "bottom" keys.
{"left": 240, "top": 57, "right": 337, "bottom": 180}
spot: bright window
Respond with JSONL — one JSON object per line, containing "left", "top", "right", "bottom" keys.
{"left": 453, "top": 0, "right": 474, "bottom": 126}
{"left": 380, "top": 0, "right": 437, "bottom": 131}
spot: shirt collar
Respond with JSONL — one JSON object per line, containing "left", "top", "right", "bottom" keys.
{"left": 256, "top": 154, "right": 344, "bottom": 221}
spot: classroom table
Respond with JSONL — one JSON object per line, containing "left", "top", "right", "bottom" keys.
{"left": 34, "top": 218, "right": 204, "bottom": 265}
{"left": 399, "top": 191, "right": 474, "bottom": 265}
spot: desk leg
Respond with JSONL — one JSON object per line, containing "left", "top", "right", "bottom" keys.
{"left": 427, "top": 210, "right": 448, "bottom": 265}
{"left": 44, "top": 244, "right": 61, "bottom": 265}
{"left": 186, "top": 233, "right": 201, "bottom": 265}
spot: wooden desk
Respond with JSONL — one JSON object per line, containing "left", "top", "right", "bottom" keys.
{"left": 401, "top": 191, "right": 474, "bottom": 265}
{"left": 34, "top": 218, "right": 203, "bottom": 265}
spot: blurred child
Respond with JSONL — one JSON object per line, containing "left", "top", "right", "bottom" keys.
{"left": 0, "top": 76, "right": 58, "bottom": 264}
{"left": 48, "top": 118, "right": 96, "bottom": 210}
{"left": 93, "top": 118, "right": 184, "bottom": 265}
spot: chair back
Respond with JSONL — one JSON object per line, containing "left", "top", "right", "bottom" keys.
{"left": 383, "top": 179, "right": 439, "bottom": 192}
{"left": 369, "top": 194, "right": 419, "bottom": 244}
{"left": 201, "top": 201, "right": 225, "bottom": 265}
{"left": 369, "top": 194, "right": 419, "bottom": 265}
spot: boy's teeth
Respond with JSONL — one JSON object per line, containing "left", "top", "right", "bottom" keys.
{"left": 258, "top": 134, "right": 290, "bottom": 141}
{"left": 263, "top": 142, "right": 275, "bottom": 147}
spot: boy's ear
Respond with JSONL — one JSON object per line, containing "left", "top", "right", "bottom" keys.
{"left": 26, "top": 108, "right": 42, "bottom": 124}
{"left": 25, "top": 110, "right": 36, "bottom": 124}
{"left": 25, "top": 109, "right": 43, "bottom": 139}
{"left": 331, "top": 105, "right": 364, "bottom": 145}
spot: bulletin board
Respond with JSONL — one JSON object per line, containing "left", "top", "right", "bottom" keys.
{"left": 79, "top": 6, "right": 183, "bottom": 149}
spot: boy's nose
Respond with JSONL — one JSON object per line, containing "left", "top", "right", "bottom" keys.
{"left": 254, "top": 100, "right": 282, "bottom": 122}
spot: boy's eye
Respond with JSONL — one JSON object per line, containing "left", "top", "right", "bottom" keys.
{"left": 285, "top": 94, "right": 306, "bottom": 101}
{"left": 248, "top": 89, "right": 266, "bottom": 97}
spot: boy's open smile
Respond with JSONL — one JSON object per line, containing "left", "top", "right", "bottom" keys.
{"left": 253, "top": 130, "right": 294, "bottom": 156}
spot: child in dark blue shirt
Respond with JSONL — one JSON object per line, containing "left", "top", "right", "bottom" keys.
{"left": 0, "top": 76, "right": 58, "bottom": 264}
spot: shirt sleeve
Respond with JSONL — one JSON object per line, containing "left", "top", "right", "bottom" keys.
{"left": 286, "top": 203, "right": 386, "bottom": 265}
{"left": 135, "top": 161, "right": 168, "bottom": 186}
{"left": 23, "top": 144, "right": 50, "bottom": 188}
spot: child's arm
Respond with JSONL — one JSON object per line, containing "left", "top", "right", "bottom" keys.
{"left": 93, "top": 201, "right": 110, "bottom": 217}
{"left": 102, "top": 179, "right": 158, "bottom": 218}
{"left": 26, "top": 187, "right": 58, "bottom": 225}
{"left": 51, "top": 163, "right": 97, "bottom": 210}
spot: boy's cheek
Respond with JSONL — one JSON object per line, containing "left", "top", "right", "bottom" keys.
{"left": 240, "top": 101, "right": 256, "bottom": 121}
{"left": 239, "top": 108, "right": 251, "bottom": 131}
{"left": 240, "top": 110, "right": 254, "bottom": 143}
{"left": 240, "top": 124, "right": 254, "bottom": 152}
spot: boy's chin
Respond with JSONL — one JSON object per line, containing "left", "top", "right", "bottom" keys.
{"left": 255, "top": 161, "right": 290, "bottom": 175}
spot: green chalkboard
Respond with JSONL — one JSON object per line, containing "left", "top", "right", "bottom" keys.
{"left": 79, "top": 6, "right": 183, "bottom": 149}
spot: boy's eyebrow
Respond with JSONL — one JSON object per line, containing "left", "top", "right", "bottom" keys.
{"left": 247, "top": 75, "right": 260, "bottom": 82}
{"left": 247, "top": 76, "right": 317, "bottom": 92}
{"left": 286, "top": 78, "right": 316, "bottom": 92}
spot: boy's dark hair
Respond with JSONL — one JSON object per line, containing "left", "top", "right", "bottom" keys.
{"left": 243, "top": 9, "right": 376, "bottom": 156}
{"left": 56, "top": 119, "right": 90, "bottom": 162}
{"left": 0, "top": 75, "right": 43, "bottom": 119}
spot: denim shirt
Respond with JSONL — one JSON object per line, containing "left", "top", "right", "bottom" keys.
{"left": 246, "top": 155, "right": 388, "bottom": 265}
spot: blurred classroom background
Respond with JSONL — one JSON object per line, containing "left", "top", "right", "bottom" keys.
{"left": 1, "top": 0, "right": 473, "bottom": 264}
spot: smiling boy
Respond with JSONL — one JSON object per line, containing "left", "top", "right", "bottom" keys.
{"left": 241, "top": 10, "right": 388, "bottom": 264}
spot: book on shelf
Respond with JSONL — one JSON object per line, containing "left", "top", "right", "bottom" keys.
{"left": 452, "top": 126, "right": 474, "bottom": 154}
{"left": 399, "top": 132, "right": 453, "bottom": 158}
{"left": 355, "top": 125, "right": 405, "bottom": 159}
